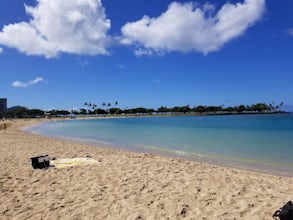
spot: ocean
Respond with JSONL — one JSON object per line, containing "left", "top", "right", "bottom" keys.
{"left": 26, "top": 114, "right": 293, "bottom": 176}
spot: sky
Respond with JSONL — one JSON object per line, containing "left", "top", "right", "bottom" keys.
{"left": 0, "top": 0, "right": 293, "bottom": 111}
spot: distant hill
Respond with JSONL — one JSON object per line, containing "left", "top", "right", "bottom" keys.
{"left": 7, "top": 106, "right": 23, "bottom": 111}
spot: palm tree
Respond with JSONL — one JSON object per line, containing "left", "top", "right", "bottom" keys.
{"left": 84, "top": 102, "right": 88, "bottom": 114}
{"left": 275, "top": 102, "right": 284, "bottom": 112}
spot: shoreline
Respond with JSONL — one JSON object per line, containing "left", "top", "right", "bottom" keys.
{"left": 1, "top": 119, "right": 293, "bottom": 219}
{"left": 24, "top": 117, "right": 293, "bottom": 178}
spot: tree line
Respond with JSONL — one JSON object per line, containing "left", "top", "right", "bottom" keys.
{"left": 73, "top": 101, "right": 285, "bottom": 116}
{"left": 0, "top": 102, "right": 285, "bottom": 118}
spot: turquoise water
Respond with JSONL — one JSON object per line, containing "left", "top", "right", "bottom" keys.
{"left": 26, "top": 114, "right": 293, "bottom": 176}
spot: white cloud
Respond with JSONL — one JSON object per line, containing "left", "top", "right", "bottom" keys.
{"left": 287, "top": 28, "right": 293, "bottom": 37}
{"left": 30, "top": 77, "right": 44, "bottom": 84}
{"left": 116, "top": 63, "right": 126, "bottom": 69}
{"left": 120, "top": 0, "right": 266, "bottom": 55}
{"left": 0, "top": 0, "right": 111, "bottom": 58}
{"left": 151, "top": 79, "right": 161, "bottom": 86}
{"left": 76, "top": 57, "right": 90, "bottom": 67}
{"left": 12, "top": 77, "right": 45, "bottom": 88}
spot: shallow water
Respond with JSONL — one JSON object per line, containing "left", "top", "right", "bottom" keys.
{"left": 26, "top": 114, "right": 293, "bottom": 176}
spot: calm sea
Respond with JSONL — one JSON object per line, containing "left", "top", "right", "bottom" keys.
{"left": 26, "top": 114, "right": 293, "bottom": 176}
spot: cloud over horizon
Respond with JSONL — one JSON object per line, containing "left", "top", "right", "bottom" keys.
{"left": 11, "top": 77, "right": 46, "bottom": 88}
{"left": 120, "top": 0, "right": 266, "bottom": 56}
{"left": 0, "top": 0, "right": 110, "bottom": 58}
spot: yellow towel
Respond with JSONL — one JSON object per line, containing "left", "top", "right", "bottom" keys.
{"left": 51, "top": 157, "right": 99, "bottom": 169}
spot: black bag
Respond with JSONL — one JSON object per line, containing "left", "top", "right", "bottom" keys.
{"left": 273, "top": 201, "right": 293, "bottom": 220}
{"left": 31, "top": 155, "right": 50, "bottom": 169}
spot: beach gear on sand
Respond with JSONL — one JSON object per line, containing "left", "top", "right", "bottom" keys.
{"left": 273, "top": 201, "right": 293, "bottom": 220}
{"left": 30, "top": 155, "right": 51, "bottom": 169}
{"left": 0, "top": 122, "right": 12, "bottom": 131}
{"left": 50, "top": 157, "right": 99, "bottom": 169}
{"left": 30, "top": 155, "right": 99, "bottom": 169}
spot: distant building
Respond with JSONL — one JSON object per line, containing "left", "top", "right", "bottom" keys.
{"left": 0, "top": 98, "right": 7, "bottom": 112}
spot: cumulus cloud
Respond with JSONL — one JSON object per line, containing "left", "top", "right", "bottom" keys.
{"left": 0, "top": 0, "right": 110, "bottom": 58}
{"left": 0, "top": 47, "right": 2, "bottom": 54}
{"left": 120, "top": 0, "right": 266, "bottom": 56}
{"left": 11, "top": 77, "right": 45, "bottom": 88}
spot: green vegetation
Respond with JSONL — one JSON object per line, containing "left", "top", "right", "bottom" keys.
{"left": 75, "top": 101, "right": 285, "bottom": 116}
{"left": 0, "top": 106, "right": 45, "bottom": 118}
{"left": 0, "top": 102, "right": 285, "bottom": 119}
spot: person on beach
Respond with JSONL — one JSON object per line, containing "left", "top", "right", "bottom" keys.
{"left": 1, "top": 122, "right": 8, "bottom": 133}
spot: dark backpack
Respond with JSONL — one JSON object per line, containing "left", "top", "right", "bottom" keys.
{"left": 30, "top": 155, "right": 50, "bottom": 169}
{"left": 273, "top": 201, "right": 293, "bottom": 220}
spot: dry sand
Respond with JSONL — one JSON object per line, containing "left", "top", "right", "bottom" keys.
{"left": 1, "top": 119, "right": 293, "bottom": 220}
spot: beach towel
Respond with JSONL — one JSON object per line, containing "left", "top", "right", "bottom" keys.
{"left": 50, "top": 157, "right": 99, "bottom": 169}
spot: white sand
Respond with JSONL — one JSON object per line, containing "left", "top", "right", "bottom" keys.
{"left": 1, "top": 119, "right": 292, "bottom": 219}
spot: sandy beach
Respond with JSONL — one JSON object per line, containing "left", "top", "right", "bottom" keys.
{"left": 1, "top": 119, "right": 293, "bottom": 220}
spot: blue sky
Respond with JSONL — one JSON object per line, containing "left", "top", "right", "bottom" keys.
{"left": 0, "top": 0, "right": 293, "bottom": 111}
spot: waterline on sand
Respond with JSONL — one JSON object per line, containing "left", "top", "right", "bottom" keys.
{"left": 25, "top": 114, "right": 293, "bottom": 176}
